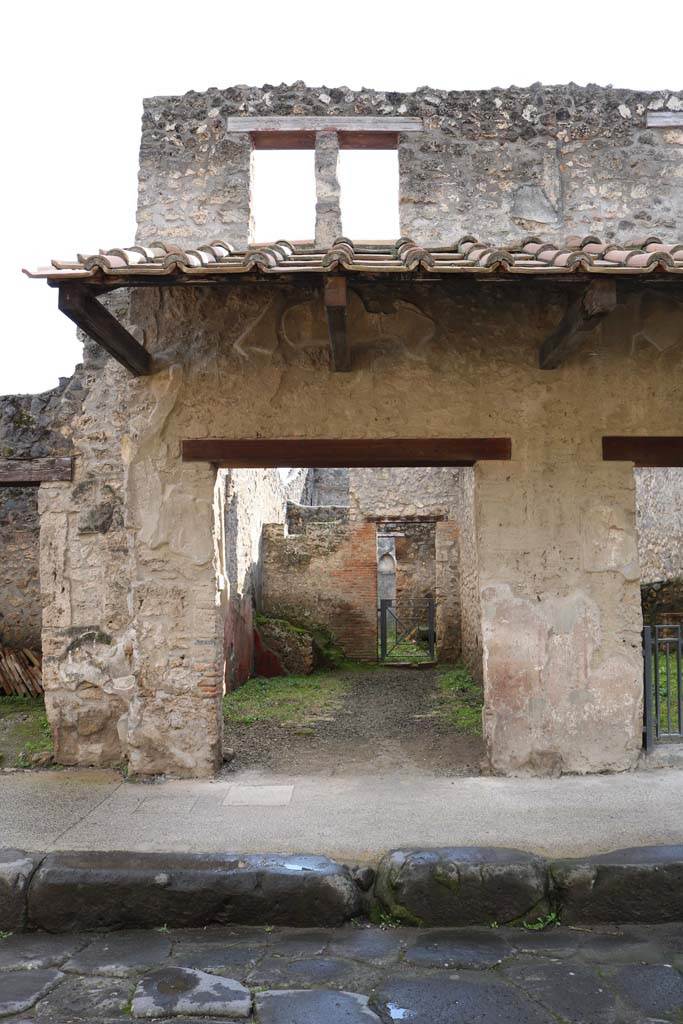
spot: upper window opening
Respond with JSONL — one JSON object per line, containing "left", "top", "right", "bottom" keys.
{"left": 250, "top": 150, "right": 316, "bottom": 244}
{"left": 338, "top": 149, "right": 400, "bottom": 241}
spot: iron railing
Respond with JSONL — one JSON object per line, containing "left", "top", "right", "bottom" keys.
{"left": 378, "top": 595, "right": 436, "bottom": 664}
{"left": 643, "top": 623, "right": 683, "bottom": 751}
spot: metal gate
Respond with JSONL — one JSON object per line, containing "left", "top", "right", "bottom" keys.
{"left": 378, "top": 595, "right": 436, "bottom": 664}
{"left": 643, "top": 624, "right": 683, "bottom": 751}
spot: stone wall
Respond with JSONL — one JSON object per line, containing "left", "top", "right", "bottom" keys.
{"left": 137, "top": 83, "right": 683, "bottom": 248}
{"left": 215, "top": 468, "right": 297, "bottom": 690}
{"left": 0, "top": 370, "right": 85, "bottom": 649}
{"left": 634, "top": 468, "right": 683, "bottom": 584}
{"left": 310, "top": 469, "right": 350, "bottom": 506}
{"left": 261, "top": 521, "right": 378, "bottom": 661}
{"left": 390, "top": 520, "right": 436, "bottom": 627}
{"left": 286, "top": 501, "right": 350, "bottom": 534}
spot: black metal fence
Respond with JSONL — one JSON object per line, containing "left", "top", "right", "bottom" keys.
{"left": 379, "top": 595, "right": 436, "bottom": 664}
{"left": 643, "top": 624, "right": 683, "bottom": 751}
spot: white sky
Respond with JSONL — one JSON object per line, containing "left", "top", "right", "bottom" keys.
{"left": 3, "top": 0, "right": 681, "bottom": 395}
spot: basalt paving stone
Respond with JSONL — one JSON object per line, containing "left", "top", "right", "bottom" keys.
{"left": 63, "top": 929, "right": 172, "bottom": 976}
{"left": 502, "top": 960, "right": 620, "bottom": 1024}
{"left": 575, "top": 926, "right": 676, "bottom": 965}
{"left": 170, "top": 941, "right": 263, "bottom": 975}
{"left": 32, "top": 975, "right": 134, "bottom": 1022}
{"left": 255, "top": 989, "right": 382, "bottom": 1023}
{"left": 169, "top": 924, "right": 271, "bottom": 947}
{"left": 266, "top": 927, "right": 332, "bottom": 956}
{"left": 607, "top": 962, "right": 683, "bottom": 1018}
{"left": 247, "top": 954, "right": 379, "bottom": 991}
{"left": 403, "top": 927, "right": 514, "bottom": 969}
{"left": 0, "top": 969, "right": 64, "bottom": 1016}
{"left": 326, "top": 926, "right": 406, "bottom": 963}
{"left": 373, "top": 974, "right": 557, "bottom": 1024}
{"left": 131, "top": 966, "right": 251, "bottom": 1019}
{"left": 498, "top": 925, "right": 582, "bottom": 956}
{"left": 0, "top": 932, "right": 88, "bottom": 970}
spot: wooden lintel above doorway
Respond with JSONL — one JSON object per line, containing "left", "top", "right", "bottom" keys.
{"left": 602, "top": 436, "right": 683, "bottom": 467}
{"left": 181, "top": 437, "right": 512, "bottom": 468}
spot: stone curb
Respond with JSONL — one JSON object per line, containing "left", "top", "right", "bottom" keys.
{"left": 0, "top": 845, "right": 681, "bottom": 932}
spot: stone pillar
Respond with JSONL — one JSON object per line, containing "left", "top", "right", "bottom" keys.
{"left": 474, "top": 456, "right": 643, "bottom": 776}
{"left": 315, "top": 130, "right": 342, "bottom": 248}
{"left": 125, "top": 426, "right": 223, "bottom": 777}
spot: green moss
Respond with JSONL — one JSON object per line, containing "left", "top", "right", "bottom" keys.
{"left": 0, "top": 697, "right": 53, "bottom": 767}
{"left": 433, "top": 664, "right": 484, "bottom": 735}
{"left": 12, "top": 409, "right": 35, "bottom": 430}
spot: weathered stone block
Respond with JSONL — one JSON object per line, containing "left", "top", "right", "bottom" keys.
{"left": 131, "top": 967, "right": 251, "bottom": 1018}
{"left": 375, "top": 847, "right": 549, "bottom": 926}
{"left": 28, "top": 851, "right": 362, "bottom": 931}
{"left": 256, "top": 617, "right": 315, "bottom": 675}
{"left": 0, "top": 848, "right": 43, "bottom": 931}
{"left": 551, "top": 844, "right": 683, "bottom": 923}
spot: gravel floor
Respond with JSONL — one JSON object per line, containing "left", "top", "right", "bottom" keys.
{"left": 1, "top": 922, "right": 681, "bottom": 1021}
{"left": 223, "top": 667, "right": 485, "bottom": 776}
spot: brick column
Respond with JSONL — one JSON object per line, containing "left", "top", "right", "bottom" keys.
{"left": 315, "top": 130, "right": 342, "bottom": 248}
{"left": 474, "top": 457, "right": 643, "bottom": 775}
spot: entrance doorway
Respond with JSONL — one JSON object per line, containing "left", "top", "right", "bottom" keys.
{"left": 185, "top": 437, "right": 511, "bottom": 776}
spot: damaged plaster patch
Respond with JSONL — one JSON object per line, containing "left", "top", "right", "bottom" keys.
{"left": 511, "top": 185, "right": 560, "bottom": 226}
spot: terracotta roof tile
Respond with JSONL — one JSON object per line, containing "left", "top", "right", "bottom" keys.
{"left": 23, "top": 236, "right": 683, "bottom": 282}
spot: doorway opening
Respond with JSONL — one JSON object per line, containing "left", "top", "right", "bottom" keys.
{"left": 209, "top": 456, "right": 492, "bottom": 777}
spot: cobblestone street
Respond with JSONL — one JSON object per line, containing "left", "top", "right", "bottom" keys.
{"left": 0, "top": 922, "right": 681, "bottom": 1022}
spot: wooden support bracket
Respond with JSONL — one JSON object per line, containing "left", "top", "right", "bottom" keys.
{"left": 58, "top": 284, "right": 152, "bottom": 376}
{"left": 0, "top": 457, "right": 73, "bottom": 486}
{"left": 324, "top": 276, "right": 350, "bottom": 372}
{"left": 539, "top": 279, "right": 618, "bottom": 370}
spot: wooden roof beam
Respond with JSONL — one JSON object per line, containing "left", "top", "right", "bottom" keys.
{"left": 539, "top": 279, "right": 618, "bottom": 370}
{"left": 324, "top": 276, "right": 350, "bottom": 372}
{"left": 58, "top": 284, "right": 152, "bottom": 377}
{"left": 0, "top": 457, "right": 73, "bottom": 486}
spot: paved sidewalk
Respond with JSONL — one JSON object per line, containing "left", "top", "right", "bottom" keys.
{"left": 1, "top": 922, "right": 682, "bottom": 1021}
{"left": 1, "top": 766, "right": 681, "bottom": 860}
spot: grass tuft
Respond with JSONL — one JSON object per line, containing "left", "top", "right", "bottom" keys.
{"left": 223, "top": 670, "right": 350, "bottom": 727}
{"left": 433, "top": 664, "right": 484, "bottom": 735}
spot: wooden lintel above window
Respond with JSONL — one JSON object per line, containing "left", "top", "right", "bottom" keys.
{"left": 602, "top": 436, "right": 683, "bottom": 467}
{"left": 251, "top": 130, "right": 401, "bottom": 150}
{"left": 181, "top": 437, "right": 512, "bottom": 468}
{"left": 0, "top": 457, "right": 73, "bottom": 486}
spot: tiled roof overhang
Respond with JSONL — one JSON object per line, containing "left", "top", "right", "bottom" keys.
{"left": 23, "top": 235, "right": 683, "bottom": 282}
{"left": 23, "top": 235, "right": 683, "bottom": 377}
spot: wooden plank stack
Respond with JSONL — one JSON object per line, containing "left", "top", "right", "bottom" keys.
{"left": 0, "top": 645, "right": 43, "bottom": 697}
